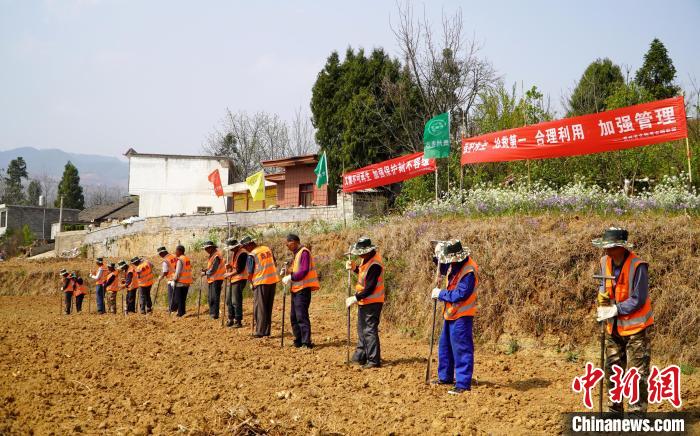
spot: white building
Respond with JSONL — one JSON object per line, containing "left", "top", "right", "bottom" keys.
{"left": 125, "top": 149, "right": 234, "bottom": 218}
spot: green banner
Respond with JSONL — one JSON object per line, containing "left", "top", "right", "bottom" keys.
{"left": 314, "top": 151, "right": 328, "bottom": 188}
{"left": 423, "top": 112, "right": 451, "bottom": 159}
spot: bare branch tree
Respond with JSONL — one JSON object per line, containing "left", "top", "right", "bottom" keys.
{"left": 385, "top": 1, "right": 498, "bottom": 151}
{"left": 288, "top": 106, "right": 319, "bottom": 156}
{"left": 204, "top": 110, "right": 294, "bottom": 181}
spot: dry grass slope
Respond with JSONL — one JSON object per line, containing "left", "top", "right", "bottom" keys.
{"left": 1, "top": 213, "right": 698, "bottom": 365}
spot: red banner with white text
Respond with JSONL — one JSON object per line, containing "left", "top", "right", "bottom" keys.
{"left": 461, "top": 96, "right": 688, "bottom": 165}
{"left": 342, "top": 152, "right": 436, "bottom": 193}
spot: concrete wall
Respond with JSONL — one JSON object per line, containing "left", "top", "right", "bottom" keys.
{"left": 0, "top": 205, "right": 80, "bottom": 239}
{"left": 55, "top": 229, "right": 88, "bottom": 254}
{"left": 128, "top": 155, "right": 231, "bottom": 217}
{"left": 76, "top": 193, "right": 356, "bottom": 258}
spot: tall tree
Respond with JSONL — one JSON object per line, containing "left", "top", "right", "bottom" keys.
{"left": 391, "top": 1, "right": 496, "bottom": 143}
{"left": 311, "top": 47, "right": 404, "bottom": 190}
{"left": 567, "top": 58, "right": 624, "bottom": 116}
{"left": 2, "top": 157, "right": 28, "bottom": 204}
{"left": 55, "top": 161, "right": 84, "bottom": 209}
{"left": 26, "top": 179, "right": 42, "bottom": 206}
{"left": 635, "top": 38, "right": 680, "bottom": 100}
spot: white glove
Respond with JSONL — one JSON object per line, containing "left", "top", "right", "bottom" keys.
{"left": 345, "top": 260, "right": 355, "bottom": 270}
{"left": 167, "top": 281, "right": 175, "bottom": 288}
{"left": 282, "top": 275, "right": 291, "bottom": 286}
{"left": 431, "top": 288, "right": 441, "bottom": 300}
{"left": 345, "top": 296, "right": 357, "bottom": 308}
{"left": 434, "top": 241, "right": 445, "bottom": 257}
{"left": 596, "top": 305, "right": 618, "bottom": 322}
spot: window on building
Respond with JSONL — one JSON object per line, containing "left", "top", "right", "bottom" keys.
{"left": 196, "top": 206, "right": 213, "bottom": 214}
{"left": 0, "top": 211, "right": 5, "bottom": 227}
{"left": 299, "top": 184, "right": 313, "bottom": 207}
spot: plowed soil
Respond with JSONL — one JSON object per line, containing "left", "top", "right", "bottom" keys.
{"left": 0, "top": 291, "right": 697, "bottom": 435}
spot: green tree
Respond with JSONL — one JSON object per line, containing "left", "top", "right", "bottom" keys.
{"left": 311, "top": 48, "right": 405, "bottom": 190}
{"left": 635, "top": 38, "right": 680, "bottom": 100}
{"left": 2, "top": 157, "right": 28, "bottom": 204}
{"left": 26, "top": 179, "right": 42, "bottom": 206}
{"left": 567, "top": 58, "right": 624, "bottom": 116}
{"left": 55, "top": 161, "right": 84, "bottom": 209}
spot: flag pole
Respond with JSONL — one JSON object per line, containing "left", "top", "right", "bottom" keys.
{"left": 434, "top": 164, "right": 439, "bottom": 201}
{"left": 685, "top": 136, "right": 693, "bottom": 186}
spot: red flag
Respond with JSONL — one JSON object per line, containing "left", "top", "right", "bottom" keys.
{"left": 208, "top": 169, "right": 224, "bottom": 197}
{"left": 342, "top": 152, "right": 436, "bottom": 193}
{"left": 461, "top": 96, "right": 688, "bottom": 165}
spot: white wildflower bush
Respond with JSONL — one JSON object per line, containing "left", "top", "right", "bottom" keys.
{"left": 404, "top": 174, "right": 700, "bottom": 217}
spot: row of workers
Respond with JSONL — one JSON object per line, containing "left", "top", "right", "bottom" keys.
{"left": 59, "top": 227, "right": 650, "bottom": 402}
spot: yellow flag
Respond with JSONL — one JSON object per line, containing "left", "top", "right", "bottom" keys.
{"left": 245, "top": 170, "right": 266, "bottom": 201}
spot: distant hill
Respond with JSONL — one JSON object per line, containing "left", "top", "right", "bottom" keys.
{"left": 0, "top": 147, "right": 128, "bottom": 187}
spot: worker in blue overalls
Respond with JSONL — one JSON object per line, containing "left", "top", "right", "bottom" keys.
{"left": 431, "top": 240, "right": 478, "bottom": 394}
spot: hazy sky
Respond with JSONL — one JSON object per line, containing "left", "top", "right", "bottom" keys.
{"left": 1, "top": 0, "right": 698, "bottom": 158}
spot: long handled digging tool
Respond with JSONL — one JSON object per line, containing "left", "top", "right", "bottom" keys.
{"left": 153, "top": 276, "right": 163, "bottom": 312}
{"left": 280, "top": 262, "right": 289, "bottom": 347}
{"left": 197, "top": 276, "right": 203, "bottom": 319}
{"left": 593, "top": 273, "right": 616, "bottom": 416}
{"left": 345, "top": 252, "right": 352, "bottom": 365}
{"left": 58, "top": 289, "right": 62, "bottom": 315}
{"left": 425, "top": 263, "right": 442, "bottom": 384}
{"left": 88, "top": 283, "right": 91, "bottom": 314}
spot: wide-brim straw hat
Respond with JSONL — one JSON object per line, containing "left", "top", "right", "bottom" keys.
{"left": 157, "top": 246, "right": 168, "bottom": 254}
{"left": 117, "top": 260, "right": 128, "bottom": 269}
{"left": 592, "top": 227, "right": 634, "bottom": 249}
{"left": 226, "top": 238, "right": 241, "bottom": 250}
{"left": 240, "top": 236, "right": 255, "bottom": 246}
{"left": 349, "top": 237, "right": 377, "bottom": 256}
{"left": 202, "top": 240, "right": 217, "bottom": 249}
{"left": 438, "top": 239, "right": 471, "bottom": 263}
{"left": 130, "top": 256, "right": 141, "bottom": 264}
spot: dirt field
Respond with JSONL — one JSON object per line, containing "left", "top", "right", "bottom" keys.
{"left": 1, "top": 290, "right": 697, "bottom": 435}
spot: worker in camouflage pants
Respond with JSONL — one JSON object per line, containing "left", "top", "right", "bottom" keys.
{"left": 594, "top": 227, "right": 655, "bottom": 415}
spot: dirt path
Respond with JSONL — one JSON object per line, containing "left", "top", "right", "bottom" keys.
{"left": 0, "top": 292, "right": 697, "bottom": 435}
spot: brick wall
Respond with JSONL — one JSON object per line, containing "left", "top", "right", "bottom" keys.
{"left": 278, "top": 165, "right": 332, "bottom": 207}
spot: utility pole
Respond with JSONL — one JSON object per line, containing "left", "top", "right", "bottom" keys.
{"left": 39, "top": 195, "right": 46, "bottom": 240}
{"left": 57, "top": 196, "right": 64, "bottom": 238}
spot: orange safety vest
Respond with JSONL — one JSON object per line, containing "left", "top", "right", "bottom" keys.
{"left": 229, "top": 249, "right": 250, "bottom": 283}
{"left": 74, "top": 280, "right": 88, "bottom": 296}
{"left": 250, "top": 246, "right": 279, "bottom": 286}
{"left": 163, "top": 253, "right": 178, "bottom": 279}
{"left": 136, "top": 261, "right": 155, "bottom": 287}
{"left": 63, "top": 278, "right": 74, "bottom": 293}
{"left": 126, "top": 266, "right": 139, "bottom": 291}
{"left": 601, "top": 252, "right": 654, "bottom": 336}
{"left": 290, "top": 246, "right": 320, "bottom": 293}
{"left": 355, "top": 252, "right": 385, "bottom": 305}
{"left": 106, "top": 271, "right": 120, "bottom": 292}
{"left": 207, "top": 250, "right": 226, "bottom": 283}
{"left": 95, "top": 265, "right": 108, "bottom": 285}
{"left": 443, "top": 257, "right": 479, "bottom": 320}
{"left": 176, "top": 255, "right": 193, "bottom": 285}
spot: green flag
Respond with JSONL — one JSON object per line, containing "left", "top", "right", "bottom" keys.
{"left": 314, "top": 151, "right": 328, "bottom": 188}
{"left": 423, "top": 112, "right": 451, "bottom": 159}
